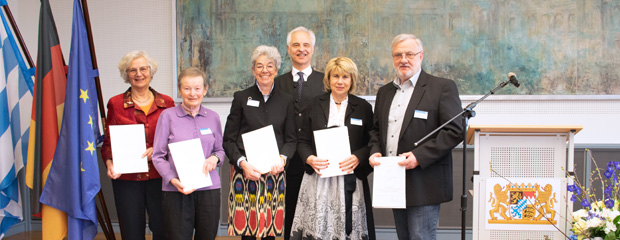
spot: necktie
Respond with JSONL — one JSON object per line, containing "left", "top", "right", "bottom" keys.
{"left": 297, "top": 72, "right": 304, "bottom": 100}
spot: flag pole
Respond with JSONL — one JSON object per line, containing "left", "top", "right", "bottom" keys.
{"left": 79, "top": 0, "right": 115, "bottom": 239}
{"left": 79, "top": 0, "right": 106, "bottom": 130}
{"left": 1, "top": 3, "right": 34, "bottom": 68}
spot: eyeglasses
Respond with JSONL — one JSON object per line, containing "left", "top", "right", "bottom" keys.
{"left": 392, "top": 51, "right": 422, "bottom": 60}
{"left": 127, "top": 66, "right": 150, "bottom": 76}
{"left": 254, "top": 64, "right": 275, "bottom": 71}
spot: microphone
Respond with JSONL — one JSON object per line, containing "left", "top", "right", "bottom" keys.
{"left": 508, "top": 72, "right": 520, "bottom": 88}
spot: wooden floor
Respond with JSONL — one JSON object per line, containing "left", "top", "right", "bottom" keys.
{"left": 4, "top": 232, "right": 151, "bottom": 240}
{"left": 4, "top": 232, "right": 282, "bottom": 240}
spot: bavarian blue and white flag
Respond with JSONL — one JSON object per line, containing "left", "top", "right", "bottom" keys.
{"left": 0, "top": 1, "right": 35, "bottom": 237}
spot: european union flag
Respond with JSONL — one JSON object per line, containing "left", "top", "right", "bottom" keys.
{"left": 39, "top": 0, "right": 101, "bottom": 239}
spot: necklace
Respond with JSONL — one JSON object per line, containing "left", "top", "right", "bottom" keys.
{"left": 333, "top": 97, "right": 346, "bottom": 105}
{"left": 132, "top": 92, "right": 153, "bottom": 104}
{"left": 333, "top": 95, "right": 346, "bottom": 105}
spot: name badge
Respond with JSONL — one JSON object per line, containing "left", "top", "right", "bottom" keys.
{"left": 414, "top": 110, "right": 428, "bottom": 119}
{"left": 247, "top": 99, "right": 260, "bottom": 107}
{"left": 200, "top": 128, "right": 213, "bottom": 135}
{"left": 350, "top": 118, "right": 363, "bottom": 126}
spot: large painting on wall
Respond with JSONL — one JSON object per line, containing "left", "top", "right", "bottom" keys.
{"left": 176, "top": 0, "right": 620, "bottom": 98}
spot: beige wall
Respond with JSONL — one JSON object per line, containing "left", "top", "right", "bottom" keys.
{"left": 13, "top": 0, "right": 175, "bottom": 104}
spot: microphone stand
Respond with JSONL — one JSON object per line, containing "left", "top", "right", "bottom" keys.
{"left": 413, "top": 79, "right": 517, "bottom": 240}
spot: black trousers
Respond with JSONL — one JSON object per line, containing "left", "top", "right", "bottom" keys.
{"left": 284, "top": 170, "right": 304, "bottom": 240}
{"left": 162, "top": 189, "right": 221, "bottom": 240}
{"left": 111, "top": 178, "right": 165, "bottom": 240}
{"left": 241, "top": 236, "right": 275, "bottom": 240}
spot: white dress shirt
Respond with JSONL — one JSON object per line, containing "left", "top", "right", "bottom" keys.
{"left": 385, "top": 71, "right": 421, "bottom": 156}
{"left": 327, "top": 94, "right": 348, "bottom": 128}
{"left": 292, "top": 65, "right": 313, "bottom": 82}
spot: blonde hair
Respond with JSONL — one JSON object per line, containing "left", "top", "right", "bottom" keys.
{"left": 323, "top": 57, "right": 358, "bottom": 93}
{"left": 117, "top": 50, "right": 158, "bottom": 83}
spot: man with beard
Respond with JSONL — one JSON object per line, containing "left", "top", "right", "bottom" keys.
{"left": 368, "top": 34, "right": 464, "bottom": 240}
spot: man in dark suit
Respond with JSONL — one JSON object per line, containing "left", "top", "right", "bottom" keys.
{"left": 274, "top": 26, "right": 325, "bottom": 240}
{"left": 368, "top": 34, "right": 464, "bottom": 240}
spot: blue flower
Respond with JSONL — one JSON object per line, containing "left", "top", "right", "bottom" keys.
{"left": 605, "top": 170, "right": 613, "bottom": 178}
{"left": 567, "top": 184, "right": 582, "bottom": 195}
{"left": 586, "top": 210, "right": 601, "bottom": 220}
{"left": 570, "top": 194, "right": 577, "bottom": 202}
{"left": 615, "top": 161, "right": 620, "bottom": 170}
{"left": 605, "top": 185, "right": 614, "bottom": 196}
{"left": 581, "top": 199, "right": 590, "bottom": 208}
{"left": 606, "top": 198, "right": 615, "bottom": 208}
{"left": 567, "top": 184, "right": 577, "bottom": 192}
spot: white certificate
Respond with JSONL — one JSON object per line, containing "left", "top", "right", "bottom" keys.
{"left": 241, "top": 125, "right": 280, "bottom": 174}
{"left": 109, "top": 124, "right": 148, "bottom": 174}
{"left": 313, "top": 126, "right": 352, "bottom": 178}
{"left": 372, "top": 156, "right": 406, "bottom": 208}
{"left": 168, "top": 138, "right": 213, "bottom": 191}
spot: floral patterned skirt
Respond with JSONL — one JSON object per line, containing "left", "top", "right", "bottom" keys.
{"left": 290, "top": 173, "right": 369, "bottom": 240}
{"left": 227, "top": 168, "right": 285, "bottom": 237}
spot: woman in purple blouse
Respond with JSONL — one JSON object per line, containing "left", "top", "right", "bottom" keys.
{"left": 152, "top": 67, "right": 224, "bottom": 240}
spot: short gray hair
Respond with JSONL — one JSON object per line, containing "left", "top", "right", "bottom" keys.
{"left": 286, "top": 26, "right": 316, "bottom": 48}
{"left": 117, "top": 50, "right": 158, "bottom": 83}
{"left": 391, "top": 34, "right": 424, "bottom": 52}
{"left": 251, "top": 45, "right": 282, "bottom": 72}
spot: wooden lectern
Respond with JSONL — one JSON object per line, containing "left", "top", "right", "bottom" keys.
{"left": 468, "top": 125, "right": 582, "bottom": 240}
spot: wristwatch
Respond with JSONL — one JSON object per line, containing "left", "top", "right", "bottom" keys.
{"left": 210, "top": 153, "right": 221, "bottom": 164}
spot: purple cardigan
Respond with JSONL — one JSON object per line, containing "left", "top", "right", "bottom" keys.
{"left": 152, "top": 104, "right": 225, "bottom": 192}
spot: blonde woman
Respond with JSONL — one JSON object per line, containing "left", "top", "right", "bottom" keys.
{"left": 290, "top": 57, "right": 375, "bottom": 240}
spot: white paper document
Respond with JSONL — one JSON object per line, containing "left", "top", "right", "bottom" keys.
{"left": 372, "top": 156, "right": 406, "bottom": 208}
{"left": 168, "top": 138, "right": 213, "bottom": 191}
{"left": 242, "top": 125, "right": 280, "bottom": 174}
{"left": 313, "top": 126, "right": 352, "bottom": 178}
{"left": 109, "top": 124, "right": 148, "bottom": 174}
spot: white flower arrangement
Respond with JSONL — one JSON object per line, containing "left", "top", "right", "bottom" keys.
{"left": 567, "top": 150, "right": 620, "bottom": 240}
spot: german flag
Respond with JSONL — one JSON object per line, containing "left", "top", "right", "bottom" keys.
{"left": 25, "top": 0, "right": 68, "bottom": 238}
